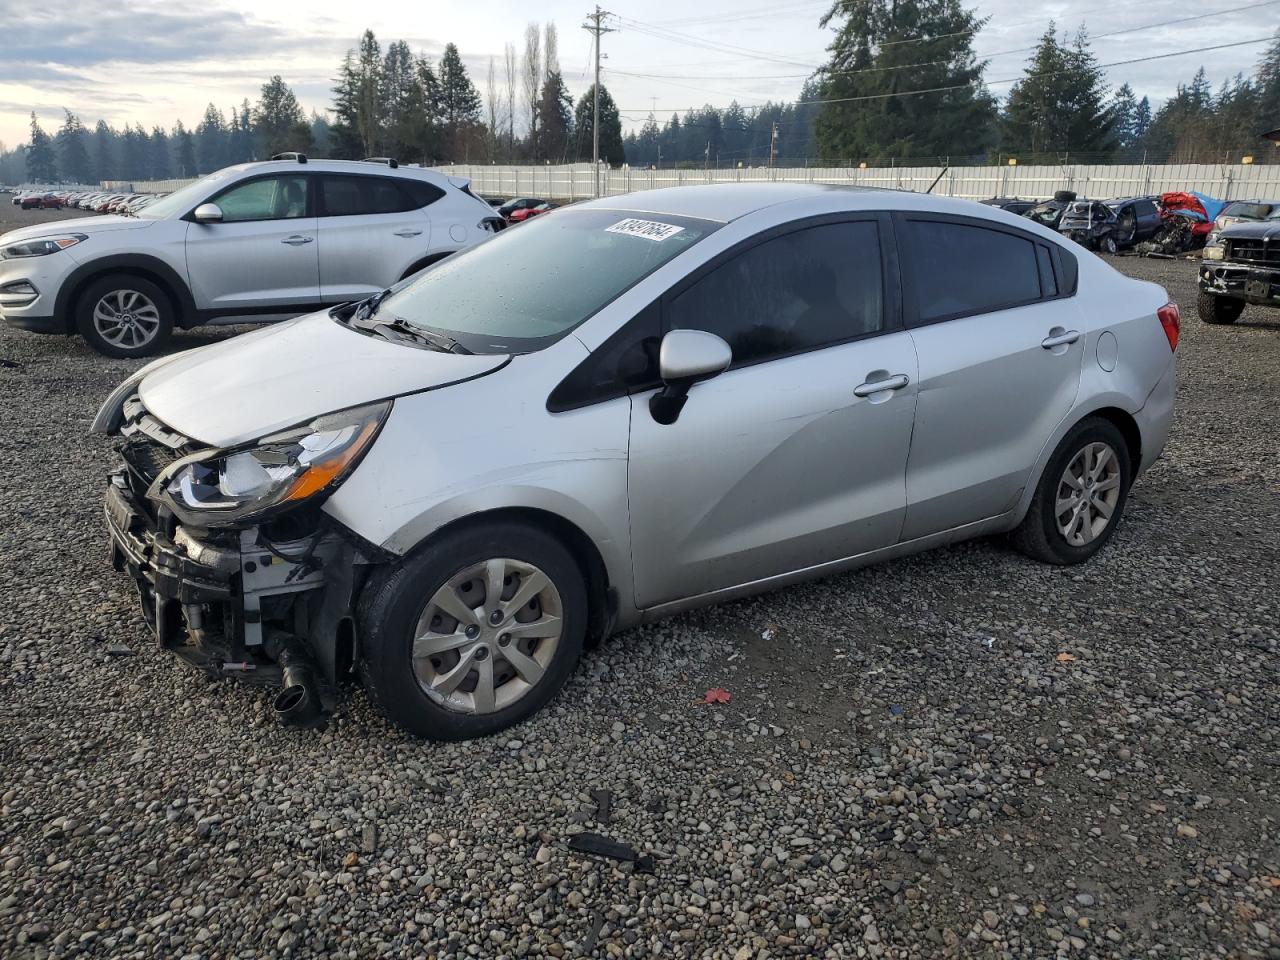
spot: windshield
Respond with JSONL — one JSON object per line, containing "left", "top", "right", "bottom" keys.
{"left": 373, "top": 208, "right": 718, "bottom": 353}
{"left": 1222, "top": 201, "right": 1278, "bottom": 221}
{"left": 136, "top": 169, "right": 235, "bottom": 219}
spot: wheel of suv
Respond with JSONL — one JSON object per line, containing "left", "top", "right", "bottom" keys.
{"left": 75, "top": 274, "right": 174, "bottom": 358}
{"left": 1011, "top": 417, "right": 1132, "bottom": 565}
{"left": 358, "top": 521, "right": 587, "bottom": 740}
{"left": 1196, "top": 290, "right": 1244, "bottom": 326}
{"left": 1100, "top": 235, "right": 1118, "bottom": 255}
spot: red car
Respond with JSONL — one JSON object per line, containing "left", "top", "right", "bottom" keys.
{"left": 20, "top": 192, "right": 63, "bottom": 210}
{"left": 508, "top": 202, "right": 551, "bottom": 224}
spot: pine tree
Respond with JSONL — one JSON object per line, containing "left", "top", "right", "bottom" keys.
{"left": 27, "top": 114, "right": 57, "bottom": 182}
{"left": 310, "top": 111, "right": 333, "bottom": 156}
{"left": 1257, "top": 32, "right": 1280, "bottom": 135}
{"left": 330, "top": 52, "right": 366, "bottom": 159}
{"left": 1002, "top": 25, "right": 1114, "bottom": 156}
{"left": 382, "top": 40, "right": 417, "bottom": 159}
{"left": 438, "top": 43, "right": 483, "bottom": 160}
{"left": 573, "top": 83, "right": 624, "bottom": 165}
{"left": 149, "top": 126, "right": 172, "bottom": 179}
{"left": 93, "top": 120, "right": 116, "bottom": 182}
{"left": 56, "top": 110, "right": 91, "bottom": 184}
{"left": 172, "top": 121, "right": 198, "bottom": 177}
{"left": 1134, "top": 97, "right": 1152, "bottom": 144}
{"left": 253, "top": 76, "right": 313, "bottom": 157}
{"left": 121, "top": 125, "right": 149, "bottom": 180}
{"left": 355, "top": 30, "right": 385, "bottom": 156}
{"left": 534, "top": 71, "right": 573, "bottom": 161}
{"left": 1108, "top": 83, "right": 1138, "bottom": 151}
{"left": 195, "top": 104, "right": 226, "bottom": 173}
{"left": 815, "top": 0, "right": 996, "bottom": 161}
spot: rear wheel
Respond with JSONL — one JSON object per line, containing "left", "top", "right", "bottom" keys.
{"left": 1012, "top": 417, "right": 1132, "bottom": 565}
{"left": 76, "top": 274, "right": 174, "bottom": 358}
{"left": 359, "top": 521, "right": 587, "bottom": 740}
{"left": 1196, "top": 290, "right": 1244, "bottom": 325}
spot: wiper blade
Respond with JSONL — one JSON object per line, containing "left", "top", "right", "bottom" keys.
{"left": 368, "top": 316, "right": 473, "bottom": 354}
{"left": 356, "top": 287, "right": 393, "bottom": 321}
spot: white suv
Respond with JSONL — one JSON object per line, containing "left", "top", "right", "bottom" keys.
{"left": 0, "top": 156, "right": 502, "bottom": 357}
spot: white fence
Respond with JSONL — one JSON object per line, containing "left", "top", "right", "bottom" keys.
{"left": 436, "top": 162, "right": 1280, "bottom": 203}
{"left": 110, "top": 161, "right": 1280, "bottom": 203}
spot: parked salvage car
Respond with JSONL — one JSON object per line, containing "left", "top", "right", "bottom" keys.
{"left": 980, "top": 197, "right": 1036, "bottom": 216}
{"left": 497, "top": 197, "right": 548, "bottom": 221}
{"left": 1203, "top": 199, "right": 1280, "bottom": 252}
{"left": 509, "top": 201, "right": 552, "bottom": 223}
{"left": 1023, "top": 190, "right": 1078, "bottom": 231}
{"left": 92, "top": 183, "right": 1178, "bottom": 740}
{"left": 0, "top": 156, "right": 502, "bottom": 358}
{"left": 1197, "top": 216, "right": 1280, "bottom": 323}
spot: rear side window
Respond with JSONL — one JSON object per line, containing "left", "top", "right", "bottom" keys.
{"left": 319, "top": 175, "right": 442, "bottom": 216}
{"left": 667, "top": 220, "right": 884, "bottom": 367}
{"left": 904, "top": 220, "right": 1042, "bottom": 324}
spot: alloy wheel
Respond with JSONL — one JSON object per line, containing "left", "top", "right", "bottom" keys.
{"left": 93, "top": 289, "right": 161, "bottom": 349}
{"left": 411, "top": 558, "right": 563, "bottom": 714}
{"left": 1055, "top": 441, "right": 1122, "bottom": 547}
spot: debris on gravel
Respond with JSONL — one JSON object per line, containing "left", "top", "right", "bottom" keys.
{"left": 0, "top": 241, "right": 1277, "bottom": 958}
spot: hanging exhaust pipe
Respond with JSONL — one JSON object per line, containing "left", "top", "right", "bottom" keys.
{"left": 266, "top": 633, "right": 327, "bottom": 730}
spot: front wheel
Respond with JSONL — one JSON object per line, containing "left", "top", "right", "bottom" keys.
{"left": 1100, "top": 235, "right": 1118, "bottom": 255}
{"left": 359, "top": 522, "right": 587, "bottom": 740}
{"left": 1011, "top": 418, "right": 1132, "bottom": 565}
{"left": 75, "top": 274, "right": 174, "bottom": 358}
{"left": 1196, "top": 290, "right": 1244, "bottom": 325}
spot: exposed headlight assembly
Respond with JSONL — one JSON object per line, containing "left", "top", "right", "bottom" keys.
{"left": 0, "top": 234, "right": 87, "bottom": 259}
{"left": 1202, "top": 245, "right": 1224, "bottom": 260}
{"left": 156, "top": 402, "right": 390, "bottom": 525}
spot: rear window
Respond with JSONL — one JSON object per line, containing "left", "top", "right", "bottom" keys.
{"left": 320, "top": 175, "right": 443, "bottom": 216}
{"left": 904, "top": 219, "right": 1043, "bottom": 324}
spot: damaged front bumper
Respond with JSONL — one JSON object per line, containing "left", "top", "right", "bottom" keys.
{"left": 104, "top": 466, "right": 371, "bottom": 727}
{"left": 1199, "top": 262, "right": 1280, "bottom": 306}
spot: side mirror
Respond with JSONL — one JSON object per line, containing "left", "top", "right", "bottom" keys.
{"left": 192, "top": 203, "right": 223, "bottom": 224}
{"left": 650, "top": 329, "right": 732, "bottom": 425}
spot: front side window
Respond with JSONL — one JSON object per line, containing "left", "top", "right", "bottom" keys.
{"left": 905, "top": 220, "right": 1042, "bottom": 323}
{"left": 667, "top": 220, "right": 884, "bottom": 367}
{"left": 137, "top": 169, "right": 236, "bottom": 220}
{"left": 373, "top": 209, "right": 717, "bottom": 353}
{"left": 213, "top": 176, "right": 308, "bottom": 222}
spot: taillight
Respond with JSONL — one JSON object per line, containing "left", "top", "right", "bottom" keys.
{"left": 1157, "top": 302, "right": 1180, "bottom": 351}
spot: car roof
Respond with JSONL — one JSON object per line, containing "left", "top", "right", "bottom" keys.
{"left": 574, "top": 182, "right": 1020, "bottom": 224}
{"left": 225, "top": 158, "right": 455, "bottom": 185}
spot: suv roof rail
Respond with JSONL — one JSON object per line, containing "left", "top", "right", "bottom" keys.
{"left": 271, "top": 152, "right": 308, "bottom": 164}
{"left": 363, "top": 157, "right": 399, "bottom": 169}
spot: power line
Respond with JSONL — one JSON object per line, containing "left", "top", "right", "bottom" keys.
{"left": 616, "top": 35, "right": 1276, "bottom": 113}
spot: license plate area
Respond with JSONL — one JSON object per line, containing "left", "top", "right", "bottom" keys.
{"left": 1246, "top": 278, "right": 1271, "bottom": 300}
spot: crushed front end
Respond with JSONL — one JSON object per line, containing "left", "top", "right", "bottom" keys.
{"left": 101, "top": 394, "right": 388, "bottom": 729}
{"left": 1199, "top": 234, "right": 1280, "bottom": 307}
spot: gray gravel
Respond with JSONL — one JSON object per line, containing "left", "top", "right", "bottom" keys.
{"left": 1, "top": 212, "right": 1279, "bottom": 959}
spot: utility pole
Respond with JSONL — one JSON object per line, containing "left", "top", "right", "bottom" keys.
{"left": 583, "top": 7, "right": 614, "bottom": 197}
{"left": 769, "top": 121, "right": 779, "bottom": 167}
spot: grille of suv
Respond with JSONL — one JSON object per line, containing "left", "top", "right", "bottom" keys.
{"left": 1226, "top": 239, "right": 1280, "bottom": 265}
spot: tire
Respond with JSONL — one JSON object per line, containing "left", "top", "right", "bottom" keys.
{"left": 1100, "top": 235, "right": 1118, "bottom": 255}
{"left": 1196, "top": 290, "right": 1244, "bottom": 326}
{"left": 75, "top": 274, "right": 174, "bottom": 358}
{"left": 358, "top": 521, "right": 587, "bottom": 740}
{"left": 1011, "top": 417, "right": 1132, "bottom": 565}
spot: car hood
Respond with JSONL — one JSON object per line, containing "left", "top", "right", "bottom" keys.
{"left": 1221, "top": 221, "right": 1280, "bottom": 241}
{"left": 138, "top": 312, "right": 509, "bottom": 448}
{"left": 0, "top": 214, "right": 152, "bottom": 243}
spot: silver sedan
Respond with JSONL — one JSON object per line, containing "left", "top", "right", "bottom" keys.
{"left": 96, "top": 183, "right": 1178, "bottom": 739}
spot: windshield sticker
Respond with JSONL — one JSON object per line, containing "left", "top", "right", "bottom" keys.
{"left": 606, "top": 218, "right": 685, "bottom": 242}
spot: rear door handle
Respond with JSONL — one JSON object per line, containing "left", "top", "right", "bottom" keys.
{"left": 853, "top": 373, "right": 910, "bottom": 398}
{"left": 281, "top": 235, "right": 314, "bottom": 246}
{"left": 1041, "top": 329, "right": 1080, "bottom": 349}
{"left": 393, "top": 228, "right": 424, "bottom": 237}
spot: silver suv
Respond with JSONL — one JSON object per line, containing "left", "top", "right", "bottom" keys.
{"left": 0, "top": 156, "right": 500, "bottom": 357}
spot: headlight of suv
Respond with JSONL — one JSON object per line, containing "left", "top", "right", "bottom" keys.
{"left": 1202, "top": 245, "right": 1224, "bottom": 260}
{"left": 0, "top": 234, "right": 87, "bottom": 259}
{"left": 157, "top": 402, "right": 390, "bottom": 525}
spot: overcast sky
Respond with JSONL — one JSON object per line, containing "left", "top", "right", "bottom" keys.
{"left": 1, "top": 0, "right": 1276, "bottom": 151}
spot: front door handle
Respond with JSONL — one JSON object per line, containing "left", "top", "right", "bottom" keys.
{"left": 393, "top": 228, "right": 424, "bottom": 237}
{"left": 853, "top": 373, "right": 910, "bottom": 398}
{"left": 281, "top": 235, "right": 314, "bottom": 246}
{"left": 1041, "top": 329, "right": 1080, "bottom": 349}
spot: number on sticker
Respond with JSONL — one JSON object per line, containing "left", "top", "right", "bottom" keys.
{"left": 606, "top": 218, "right": 685, "bottom": 242}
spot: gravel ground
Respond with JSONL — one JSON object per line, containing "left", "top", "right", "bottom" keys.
{"left": 1, "top": 208, "right": 1278, "bottom": 959}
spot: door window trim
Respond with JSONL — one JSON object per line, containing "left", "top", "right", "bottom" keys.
{"left": 184, "top": 172, "right": 315, "bottom": 224}
{"left": 895, "top": 211, "right": 1076, "bottom": 329}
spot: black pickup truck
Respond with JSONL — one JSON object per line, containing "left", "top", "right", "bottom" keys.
{"left": 1198, "top": 221, "right": 1280, "bottom": 324}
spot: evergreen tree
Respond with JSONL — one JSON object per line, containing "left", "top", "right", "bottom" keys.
{"left": 1002, "top": 26, "right": 1114, "bottom": 156}
{"left": 404, "top": 56, "right": 444, "bottom": 163}
{"left": 56, "top": 110, "right": 91, "bottom": 184}
{"left": 92, "top": 120, "right": 116, "bottom": 182}
{"left": 172, "top": 121, "right": 197, "bottom": 177}
{"left": 534, "top": 70, "right": 573, "bottom": 161}
{"left": 1108, "top": 83, "right": 1139, "bottom": 151}
{"left": 0, "top": 144, "right": 27, "bottom": 185}
{"left": 310, "top": 111, "right": 333, "bottom": 156}
{"left": 355, "top": 30, "right": 385, "bottom": 156}
{"left": 330, "top": 52, "right": 366, "bottom": 159}
{"left": 382, "top": 40, "right": 418, "bottom": 159}
{"left": 573, "top": 83, "right": 624, "bottom": 164}
{"left": 1133, "top": 96, "right": 1152, "bottom": 144}
{"left": 815, "top": 0, "right": 995, "bottom": 161}
{"left": 1257, "top": 32, "right": 1280, "bottom": 135}
{"left": 253, "top": 75, "right": 313, "bottom": 157}
{"left": 121, "top": 125, "right": 148, "bottom": 179}
{"left": 438, "top": 42, "right": 483, "bottom": 160}
{"left": 148, "top": 126, "right": 172, "bottom": 179}
{"left": 195, "top": 104, "right": 226, "bottom": 172}
{"left": 27, "top": 114, "right": 57, "bottom": 182}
